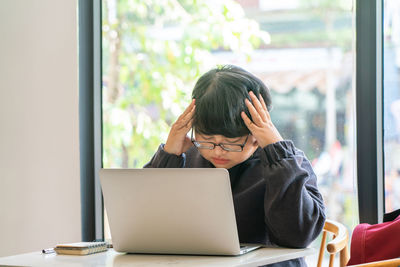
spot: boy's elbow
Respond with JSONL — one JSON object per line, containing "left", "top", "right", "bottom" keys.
{"left": 288, "top": 234, "right": 317, "bottom": 248}
{"left": 274, "top": 235, "right": 314, "bottom": 249}
{"left": 272, "top": 215, "right": 326, "bottom": 248}
{"left": 296, "top": 215, "right": 326, "bottom": 248}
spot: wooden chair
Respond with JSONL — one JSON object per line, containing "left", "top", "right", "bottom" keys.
{"left": 317, "top": 219, "right": 400, "bottom": 267}
{"left": 317, "top": 219, "right": 350, "bottom": 267}
{"left": 347, "top": 258, "right": 400, "bottom": 267}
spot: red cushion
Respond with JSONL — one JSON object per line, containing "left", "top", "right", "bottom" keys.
{"left": 347, "top": 215, "right": 400, "bottom": 265}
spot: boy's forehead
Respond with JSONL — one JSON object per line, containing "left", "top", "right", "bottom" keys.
{"left": 196, "top": 132, "right": 244, "bottom": 141}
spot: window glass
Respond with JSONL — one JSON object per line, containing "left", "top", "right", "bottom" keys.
{"left": 102, "top": 0, "right": 357, "bottom": 263}
{"left": 383, "top": 0, "right": 400, "bottom": 213}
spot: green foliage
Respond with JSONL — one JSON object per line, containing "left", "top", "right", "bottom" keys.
{"left": 102, "top": 0, "right": 269, "bottom": 168}
{"left": 270, "top": 27, "right": 352, "bottom": 51}
{"left": 101, "top": 0, "right": 357, "bottom": 237}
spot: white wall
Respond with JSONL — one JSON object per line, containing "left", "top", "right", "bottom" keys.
{"left": 0, "top": 0, "right": 81, "bottom": 257}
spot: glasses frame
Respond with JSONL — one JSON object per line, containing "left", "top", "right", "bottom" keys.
{"left": 191, "top": 129, "right": 249, "bottom": 152}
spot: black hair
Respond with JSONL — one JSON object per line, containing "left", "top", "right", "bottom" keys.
{"left": 192, "top": 65, "right": 272, "bottom": 138}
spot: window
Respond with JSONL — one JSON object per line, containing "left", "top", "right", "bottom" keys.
{"left": 383, "top": 0, "right": 400, "bottom": 212}
{"left": 101, "top": 0, "right": 358, "bottom": 252}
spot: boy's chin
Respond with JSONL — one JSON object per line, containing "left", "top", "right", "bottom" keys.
{"left": 211, "top": 161, "right": 236, "bottom": 169}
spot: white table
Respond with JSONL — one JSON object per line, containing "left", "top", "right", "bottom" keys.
{"left": 0, "top": 247, "right": 316, "bottom": 266}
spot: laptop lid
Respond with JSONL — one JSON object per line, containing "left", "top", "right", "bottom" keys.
{"left": 100, "top": 168, "right": 245, "bottom": 255}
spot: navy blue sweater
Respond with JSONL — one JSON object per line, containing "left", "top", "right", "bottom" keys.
{"left": 144, "top": 140, "right": 326, "bottom": 266}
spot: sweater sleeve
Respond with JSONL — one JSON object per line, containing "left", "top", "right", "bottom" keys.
{"left": 143, "top": 144, "right": 186, "bottom": 168}
{"left": 261, "top": 140, "right": 326, "bottom": 248}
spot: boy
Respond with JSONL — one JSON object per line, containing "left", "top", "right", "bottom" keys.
{"left": 145, "top": 65, "right": 326, "bottom": 266}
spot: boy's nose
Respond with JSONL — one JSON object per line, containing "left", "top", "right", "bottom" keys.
{"left": 214, "top": 145, "right": 227, "bottom": 155}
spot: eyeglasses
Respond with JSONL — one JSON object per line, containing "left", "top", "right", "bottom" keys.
{"left": 191, "top": 130, "right": 249, "bottom": 152}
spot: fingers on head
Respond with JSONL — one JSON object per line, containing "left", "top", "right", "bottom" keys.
{"left": 241, "top": 111, "right": 255, "bottom": 129}
{"left": 245, "top": 99, "right": 264, "bottom": 124}
{"left": 185, "top": 106, "right": 195, "bottom": 122}
{"left": 259, "top": 94, "right": 268, "bottom": 111}
{"left": 249, "top": 92, "right": 268, "bottom": 121}
{"left": 180, "top": 102, "right": 195, "bottom": 122}
{"left": 183, "top": 100, "right": 195, "bottom": 114}
{"left": 258, "top": 95, "right": 271, "bottom": 120}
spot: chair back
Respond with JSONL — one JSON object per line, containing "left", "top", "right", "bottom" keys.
{"left": 317, "top": 219, "right": 350, "bottom": 267}
{"left": 347, "top": 258, "right": 400, "bottom": 267}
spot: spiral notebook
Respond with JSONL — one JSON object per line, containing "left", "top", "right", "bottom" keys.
{"left": 54, "top": 242, "right": 107, "bottom": 255}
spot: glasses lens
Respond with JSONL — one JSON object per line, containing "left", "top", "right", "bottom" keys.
{"left": 220, "top": 144, "right": 243, "bottom": 152}
{"left": 194, "top": 141, "right": 215, "bottom": 149}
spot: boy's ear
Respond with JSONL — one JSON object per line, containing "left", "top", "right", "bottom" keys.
{"left": 251, "top": 136, "right": 258, "bottom": 147}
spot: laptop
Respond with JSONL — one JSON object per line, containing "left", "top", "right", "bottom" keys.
{"left": 100, "top": 168, "right": 262, "bottom": 256}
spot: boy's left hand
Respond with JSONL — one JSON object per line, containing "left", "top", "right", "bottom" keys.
{"left": 241, "top": 91, "right": 283, "bottom": 148}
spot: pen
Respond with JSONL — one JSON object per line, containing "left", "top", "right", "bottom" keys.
{"left": 42, "top": 248, "right": 55, "bottom": 254}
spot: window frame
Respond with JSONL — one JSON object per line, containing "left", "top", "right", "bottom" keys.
{"left": 78, "top": 0, "right": 103, "bottom": 241}
{"left": 355, "top": 0, "right": 385, "bottom": 224}
{"left": 78, "top": 0, "right": 388, "bottom": 239}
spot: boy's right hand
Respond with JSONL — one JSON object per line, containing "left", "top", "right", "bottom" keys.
{"left": 164, "top": 99, "right": 196, "bottom": 156}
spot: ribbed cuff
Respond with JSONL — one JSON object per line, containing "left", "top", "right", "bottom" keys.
{"left": 261, "top": 140, "right": 297, "bottom": 165}
{"left": 150, "top": 144, "right": 186, "bottom": 168}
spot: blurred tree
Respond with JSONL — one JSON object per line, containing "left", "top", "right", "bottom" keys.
{"left": 102, "top": 0, "right": 269, "bottom": 168}
{"left": 300, "top": 0, "right": 357, "bottom": 231}
{"left": 299, "top": 0, "right": 352, "bottom": 150}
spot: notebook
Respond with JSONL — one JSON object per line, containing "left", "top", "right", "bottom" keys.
{"left": 99, "top": 168, "right": 262, "bottom": 256}
{"left": 54, "top": 242, "right": 107, "bottom": 255}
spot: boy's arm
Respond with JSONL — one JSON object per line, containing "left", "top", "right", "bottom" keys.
{"left": 143, "top": 144, "right": 186, "bottom": 168}
{"left": 261, "top": 140, "right": 326, "bottom": 248}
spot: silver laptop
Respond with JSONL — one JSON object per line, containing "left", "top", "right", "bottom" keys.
{"left": 100, "top": 168, "right": 261, "bottom": 256}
